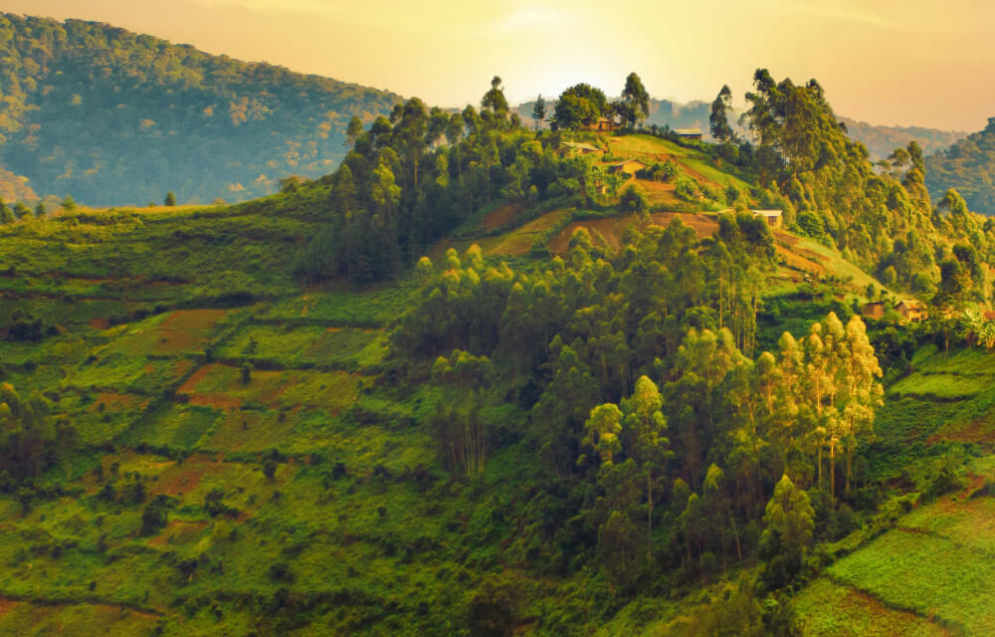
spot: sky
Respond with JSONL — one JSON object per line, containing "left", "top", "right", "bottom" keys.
{"left": 3, "top": 0, "right": 994, "bottom": 131}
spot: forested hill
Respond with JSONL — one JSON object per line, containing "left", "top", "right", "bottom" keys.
{"left": 837, "top": 117, "right": 966, "bottom": 161}
{"left": 926, "top": 117, "right": 995, "bottom": 215}
{"left": 518, "top": 99, "right": 964, "bottom": 161}
{"left": 0, "top": 13, "right": 401, "bottom": 206}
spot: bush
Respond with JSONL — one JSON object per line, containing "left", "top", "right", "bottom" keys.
{"left": 617, "top": 184, "right": 648, "bottom": 215}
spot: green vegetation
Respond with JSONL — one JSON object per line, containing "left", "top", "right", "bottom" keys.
{"left": 0, "top": 13, "right": 400, "bottom": 205}
{"left": 4, "top": 53, "right": 995, "bottom": 637}
{"left": 927, "top": 117, "right": 995, "bottom": 216}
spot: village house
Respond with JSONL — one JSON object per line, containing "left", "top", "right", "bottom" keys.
{"left": 674, "top": 128, "right": 703, "bottom": 141}
{"left": 752, "top": 209, "right": 783, "bottom": 228}
{"left": 895, "top": 299, "right": 928, "bottom": 322}
{"left": 861, "top": 302, "right": 886, "bottom": 320}
{"left": 607, "top": 158, "right": 649, "bottom": 176}
{"left": 582, "top": 117, "right": 618, "bottom": 132}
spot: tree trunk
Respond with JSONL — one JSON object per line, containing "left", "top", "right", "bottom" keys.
{"left": 829, "top": 440, "right": 836, "bottom": 499}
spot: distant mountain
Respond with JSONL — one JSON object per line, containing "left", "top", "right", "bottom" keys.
{"left": 0, "top": 14, "right": 402, "bottom": 206}
{"left": 926, "top": 117, "right": 995, "bottom": 215}
{"left": 838, "top": 118, "right": 967, "bottom": 161}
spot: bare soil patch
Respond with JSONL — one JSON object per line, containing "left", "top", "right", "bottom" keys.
{"left": 150, "top": 456, "right": 225, "bottom": 497}
{"left": 481, "top": 203, "right": 524, "bottom": 231}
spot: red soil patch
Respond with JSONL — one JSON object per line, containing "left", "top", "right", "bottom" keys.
{"left": 150, "top": 456, "right": 225, "bottom": 496}
{"left": 187, "top": 394, "right": 242, "bottom": 410}
{"left": 177, "top": 364, "right": 217, "bottom": 395}
{"left": 153, "top": 309, "right": 227, "bottom": 354}
{"left": 929, "top": 420, "right": 995, "bottom": 445}
{"left": 0, "top": 597, "right": 19, "bottom": 618}
{"left": 89, "top": 318, "right": 110, "bottom": 330}
{"left": 549, "top": 212, "right": 718, "bottom": 255}
{"left": 90, "top": 393, "right": 148, "bottom": 413}
{"left": 481, "top": 203, "right": 524, "bottom": 231}
{"left": 161, "top": 309, "right": 226, "bottom": 331}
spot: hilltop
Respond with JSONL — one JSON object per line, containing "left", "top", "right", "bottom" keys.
{"left": 0, "top": 13, "right": 401, "bottom": 206}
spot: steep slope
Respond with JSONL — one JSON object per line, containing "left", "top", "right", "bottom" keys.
{"left": 926, "top": 117, "right": 995, "bottom": 215}
{"left": 0, "top": 13, "right": 401, "bottom": 206}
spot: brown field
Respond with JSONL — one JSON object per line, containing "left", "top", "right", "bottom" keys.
{"left": 149, "top": 456, "right": 227, "bottom": 497}
{"left": 148, "top": 519, "right": 209, "bottom": 547}
{"left": 481, "top": 203, "right": 524, "bottom": 231}
{"left": 90, "top": 393, "right": 149, "bottom": 413}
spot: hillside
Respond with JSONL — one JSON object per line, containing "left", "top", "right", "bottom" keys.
{"left": 0, "top": 13, "right": 401, "bottom": 206}
{"left": 926, "top": 117, "right": 995, "bottom": 215}
{"left": 3, "top": 68, "right": 995, "bottom": 636}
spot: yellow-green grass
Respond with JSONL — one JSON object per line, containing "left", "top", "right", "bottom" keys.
{"left": 486, "top": 208, "right": 573, "bottom": 256}
{"left": 791, "top": 237, "right": 885, "bottom": 294}
{"left": 794, "top": 578, "right": 951, "bottom": 637}
{"left": 58, "top": 391, "right": 151, "bottom": 445}
{"left": 912, "top": 345, "right": 995, "bottom": 376}
{"left": 606, "top": 134, "right": 691, "bottom": 158}
{"left": 101, "top": 309, "right": 229, "bottom": 357}
{"left": 178, "top": 363, "right": 364, "bottom": 413}
{"left": 888, "top": 373, "right": 989, "bottom": 400}
{"left": 66, "top": 355, "right": 195, "bottom": 396}
{"left": 257, "top": 285, "right": 416, "bottom": 327}
{"left": 827, "top": 527, "right": 995, "bottom": 634}
{"left": 216, "top": 324, "right": 388, "bottom": 370}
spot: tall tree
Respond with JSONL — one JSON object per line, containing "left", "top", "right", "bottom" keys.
{"left": 532, "top": 94, "right": 546, "bottom": 131}
{"left": 709, "top": 84, "right": 735, "bottom": 143}
{"left": 620, "top": 72, "right": 650, "bottom": 129}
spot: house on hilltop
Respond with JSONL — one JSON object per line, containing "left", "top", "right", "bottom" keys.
{"left": 674, "top": 128, "right": 703, "bottom": 140}
{"left": 607, "top": 159, "right": 649, "bottom": 176}
{"left": 582, "top": 117, "right": 618, "bottom": 132}
{"left": 895, "top": 300, "right": 928, "bottom": 322}
{"left": 752, "top": 209, "right": 783, "bottom": 228}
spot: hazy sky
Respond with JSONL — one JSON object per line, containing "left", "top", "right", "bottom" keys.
{"left": 3, "top": 0, "right": 994, "bottom": 131}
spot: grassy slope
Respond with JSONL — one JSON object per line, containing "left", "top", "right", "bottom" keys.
{"left": 793, "top": 347, "right": 995, "bottom": 635}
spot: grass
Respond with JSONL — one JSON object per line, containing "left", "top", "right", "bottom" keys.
{"left": 793, "top": 578, "right": 950, "bottom": 637}
{"left": 827, "top": 528, "right": 995, "bottom": 634}
{"left": 215, "top": 323, "right": 388, "bottom": 370}
{"left": 485, "top": 208, "right": 574, "bottom": 256}
{"left": 888, "top": 373, "right": 990, "bottom": 400}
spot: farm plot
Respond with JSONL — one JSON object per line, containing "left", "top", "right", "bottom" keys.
{"left": 216, "top": 324, "right": 388, "bottom": 370}
{"left": 827, "top": 527, "right": 995, "bottom": 634}
{"left": 793, "top": 578, "right": 950, "bottom": 637}
{"left": 177, "top": 363, "right": 365, "bottom": 413}
{"left": 102, "top": 309, "right": 229, "bottom": 357}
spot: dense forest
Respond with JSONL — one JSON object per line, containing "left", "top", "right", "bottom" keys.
{"left": 0, "top": 13, "right": 400, "bottom": 205}
{"left": 926, "top": 117, "right": 995, "bottom": 216}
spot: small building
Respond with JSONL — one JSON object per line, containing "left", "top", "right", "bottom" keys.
{"left": 895, "top": 300, "right": 928, "bottom": 323}
{"left": 674, "top": 128, "right": 703, "bottom": 140}
{"left": 607, "top": 158, "right": 649, "bottom": 176}
{"left": 562, "top": 141, "right": 603, "bottom": 157}
{"left": 861, "top": 302, "right": 886, "bottom": 320}
{"left": 582, "top": 117, "right": 618, "bottom": 132}
{"left": 752, "top": 209, "right": 783, "bottom": 228}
